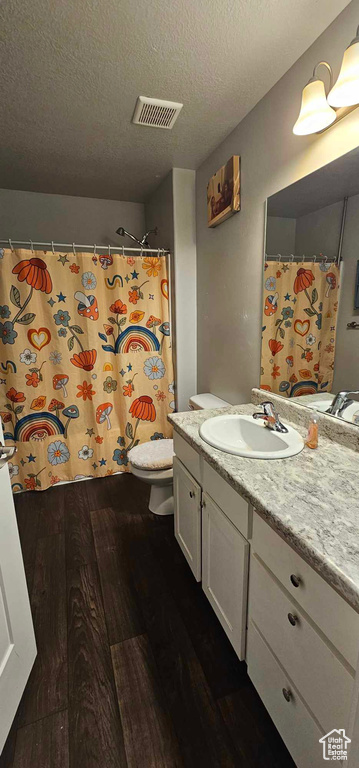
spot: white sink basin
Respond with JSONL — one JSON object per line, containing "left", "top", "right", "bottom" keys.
{"left": 199, "top": 414, "right": 304, "bottom": 459}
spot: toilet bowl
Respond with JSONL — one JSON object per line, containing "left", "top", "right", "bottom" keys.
{"left": 129, "top": 393, "right": 229, "bottom": 516}
{"left": 128, "top": 439, "right": 175, "bottom": 516}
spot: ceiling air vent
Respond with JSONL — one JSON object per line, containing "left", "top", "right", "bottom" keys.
{"left": 132, "top": 96, "right": 183, "bottom": 129}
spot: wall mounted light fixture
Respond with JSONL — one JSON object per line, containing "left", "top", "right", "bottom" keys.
{"left": 293, "top": 24, "right": 359, "bottom": 135}
{"left": 328, "top": 25, "right": 359, "bottom": 107}
{"left": 293, "top": 62, "right": 336, "bottom": 135}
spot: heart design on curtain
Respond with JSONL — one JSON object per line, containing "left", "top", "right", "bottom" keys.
{"left": 293, "top": 319, "right": 310, "bottom": 337}
{"left": 27, "top": 327, "right": 52, "bottom": 350}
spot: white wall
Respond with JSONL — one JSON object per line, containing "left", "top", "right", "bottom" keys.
{"left": 145, "top": 169, "right": 197, "bottom": 412}
{"left": 0, "top": 188, "right": 145, "bottom": 247}
{"left": 196, "top": 0, "right": 359, "bottom": 404}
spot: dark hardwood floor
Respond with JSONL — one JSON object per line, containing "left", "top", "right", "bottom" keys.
{"left": 0, "top": 473, "right": 295, "bottom": 768}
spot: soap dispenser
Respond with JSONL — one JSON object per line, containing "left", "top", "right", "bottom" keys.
{"left": 305, "top": 412, "right": 319, "bottom": 450}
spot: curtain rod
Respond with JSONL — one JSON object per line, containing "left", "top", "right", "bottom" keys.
{"left": 0, "top": 239, "right": 170, "bottom": 255}
{"left": 265, "top": 254, "right": 339, "bottom": 263}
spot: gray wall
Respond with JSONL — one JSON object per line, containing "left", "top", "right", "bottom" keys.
{"left": 266, "top": 195, "right": 359, "bottom": 393}
{"left": 266, "top": 216, "right": 296, "bottom": 256}
{"left": 0, "top": 188, "right": 145, "bottom": 247}
{"left": 145, "top": 169, "right": 197, "bottom": 412}
{"left": 296, "top": 194, "right": 359, "bottom": 393}
{"left": 333, "top": 195, "right": 359, "bottom": 392}
{"left": 196, "top": 0, "right": 359, "bottom": 404}
{"left": 144, "top": 174, "right": 174, "bottom": 252}
{"left": 294, "top": 201, "right": 343, "bottom": 259}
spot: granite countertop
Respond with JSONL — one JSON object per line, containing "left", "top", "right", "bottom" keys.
{"left": 169, "top": 404, "right": 359, "bottom": 612}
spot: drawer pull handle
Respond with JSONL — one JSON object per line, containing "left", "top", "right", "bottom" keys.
{"left": 282, "top": 687, "right": 292, "bottom": 702}
{"left": 288, "top": 612, "right": 298, "bottom": 626}
{"left": 290, "top": 574, "right": 301, "bottom": 588}
{"left": 189, "top": 491, "right": 195, "bottom": 498}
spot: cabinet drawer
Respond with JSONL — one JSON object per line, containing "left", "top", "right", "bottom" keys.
{"left": 203, "top": 460, "right": 250, "bottom": 538}
{"left": 247, "top": 621, "right": 323, "bottom": 768}
{"left": 173, "top": 457, "right": 202, "bottom": 581}
{"left": 249, "top": 554, "right": 353, "bottom": 732}
{"left": 252, "top": 512, "right": 359, "bottom": 669}
{"left": 173, "top": 432, "right": 202, "bottom": 484}
{"left": 202, "top": 492, "right": 249, "bottom": 659}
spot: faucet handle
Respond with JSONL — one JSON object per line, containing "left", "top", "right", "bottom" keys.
{"left": 253, "top": 401, "right": 288, "bottom": 433}
{"left": 261, "top": 401, "right": 277, "bottom": 420}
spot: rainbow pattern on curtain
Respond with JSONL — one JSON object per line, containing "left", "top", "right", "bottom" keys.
{"left": 260, "top": 260, "right": 340, "bottom": 397}
{"left": 0, "top": 247, "right": 174, "bottom": 492}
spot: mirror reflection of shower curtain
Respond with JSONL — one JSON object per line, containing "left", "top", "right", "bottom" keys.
{"left": 260, "top": 260, "right": 340, "bottom": 397}
{"left": 0, "top": 248, "right": 174, "bottom": 492}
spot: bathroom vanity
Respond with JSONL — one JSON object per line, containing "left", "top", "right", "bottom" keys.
{"left": 169, "top": 397, "right": 359, "bottom": 768}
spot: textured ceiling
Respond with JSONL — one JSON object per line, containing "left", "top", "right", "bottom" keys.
{"left": 0, "top": 0, "right": 351, "bottom": 202}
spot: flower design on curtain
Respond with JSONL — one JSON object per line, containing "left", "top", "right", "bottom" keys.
{"left": 0, "top": 248, "right": 174, "bottom": 492}
{"left": 260, "top": 260, "right": 340, "bottom": 397}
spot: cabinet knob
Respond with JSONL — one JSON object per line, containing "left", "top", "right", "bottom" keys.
{"left": 189, "top": 490, "right": 195, "bottom": 498}
{"left": 282, "top": 687, "right": 292, "bottom": 702}
{"left": 288, "top": 612, "right": 298, "bottom": 626}
{"left": 290, "top": 574, "right": 301, "bottom": 588}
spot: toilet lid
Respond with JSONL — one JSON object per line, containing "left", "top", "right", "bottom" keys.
{"left": 128, "top": 438, "right": 174, "bottom": 470}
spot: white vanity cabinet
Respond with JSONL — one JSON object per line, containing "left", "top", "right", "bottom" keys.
{"left": 172, "top": 425, "right": 359, "bottom": 767}
{"left": 173, "top": 456, "right": 202, "bottom": 580}
{"left": 173, "top": 432, "right": 250, "bottom": 660}
{"left": 202, "top": 492, "right": 248, "bottom": 658}
{"left": 247, "top": 511, "right": 359, "bottom": 768}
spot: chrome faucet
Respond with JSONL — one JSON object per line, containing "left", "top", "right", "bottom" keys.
{"left": 326, "top": 390, "right": 359, "bottom": 417}
{"left": 252, "top": 401, "right": 288, "bottom": 433}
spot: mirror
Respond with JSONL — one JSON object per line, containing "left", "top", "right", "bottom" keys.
{"left": 261, "top": 146, "right": 359, "bottom": 426}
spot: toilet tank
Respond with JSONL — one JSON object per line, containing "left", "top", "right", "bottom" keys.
{"left": 188, "top": 393, "right": 230, "bottom": 410}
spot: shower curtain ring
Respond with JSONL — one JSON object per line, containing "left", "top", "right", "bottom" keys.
{"left": 8, "top": 239, "right": 13, "bottom": 252}
{"left": 108, "top": 244, "right": 111, "bottom": 257}
{"left": 30, "top": 239, "right": 34, "bottom": 253}
{"left": 122, "top": 246, "right": 124, "bottom": 257}
{"left": 51, "top": 241, "right": 55, "bottom": 255}
{"left": 291, "top": 254, "right": 295, "bottom": 262}
{"left": 72, "top": 242, "right": 76, "bottom": 255}
{"left": 93, "top": 243, "right": 96, "bottom": 256}
{"left": 313, "top": 254, "right": 317, "bottom": 263}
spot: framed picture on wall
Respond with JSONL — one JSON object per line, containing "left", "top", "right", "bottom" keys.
{"left": 207, "top": 155, "right": 241, "bottom": 228}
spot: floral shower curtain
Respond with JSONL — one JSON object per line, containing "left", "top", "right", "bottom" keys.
{"left": 260, "top": 260, "right": 340, "bottom": 397}
{"left": 0, "top": 247, "right": 174, "bottom": 492}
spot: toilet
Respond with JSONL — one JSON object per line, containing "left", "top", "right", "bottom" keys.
{"left": 128, "top": 393, "right": 229, "bottom": 516}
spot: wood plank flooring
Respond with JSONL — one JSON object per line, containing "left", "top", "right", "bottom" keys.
{"left": 0, "top": 473, "right": 295, "bottom": 768}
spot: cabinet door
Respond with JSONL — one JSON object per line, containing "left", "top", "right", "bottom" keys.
{"left": 202, "top": 492, "right": 249, "bottom": 659}
{"left": 173, "top": 457, "right": 202, "bottom": 581}
{"left": 0, "top": 423, "right": 36, "bottom": 751}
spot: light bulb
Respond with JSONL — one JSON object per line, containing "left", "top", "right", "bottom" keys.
{"left": 328, "top": 30, "right": 359, "bottom": 107}
{"left": 293, "top": 79, "right": 336, "bottom": 136}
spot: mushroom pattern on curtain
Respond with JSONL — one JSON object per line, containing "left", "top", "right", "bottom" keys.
{"left": 0, "top": 247, "right": 174, "bottom": 492}
{"left": 260, "top": 260, "right": 340, "bottom": 397}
